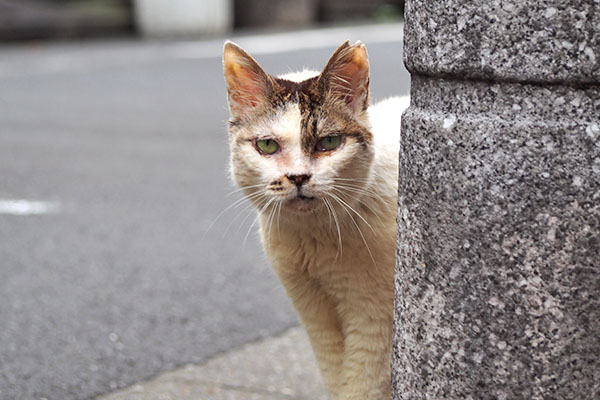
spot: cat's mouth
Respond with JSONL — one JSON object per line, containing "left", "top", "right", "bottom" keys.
{"left": 286, "top": 193, "right": 317, "bottom": 213}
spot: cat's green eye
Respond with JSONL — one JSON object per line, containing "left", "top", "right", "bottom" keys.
{"left": 316, "top": 135, "right": 342, "bottom": 152}
{"left": 256, "top": 139, "right": 279, "bottom": 155}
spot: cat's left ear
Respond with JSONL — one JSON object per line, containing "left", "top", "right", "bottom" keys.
{"left": 319, "top": 40, "right": 370, "bottom": 115}
{"left": 223, "top": 41, "right": 273, "bottom": 119}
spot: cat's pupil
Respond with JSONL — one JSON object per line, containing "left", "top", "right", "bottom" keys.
{"left": 317, "top": 135, "right": 341, "bottom": 151}
{"left": 256, "top": 138, "right": 279, "bottom": 155}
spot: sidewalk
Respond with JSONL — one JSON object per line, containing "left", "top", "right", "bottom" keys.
{"left": 96, "top": 327, "right": 327, "bottom": 400}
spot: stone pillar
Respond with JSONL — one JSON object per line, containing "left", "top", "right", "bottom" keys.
{"left": 392, "top": 1, "right": 599, "bottom": 399}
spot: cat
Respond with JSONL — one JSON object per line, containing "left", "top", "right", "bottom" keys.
{"left": 222, "top": 39, "right": 409, "bottom": 400}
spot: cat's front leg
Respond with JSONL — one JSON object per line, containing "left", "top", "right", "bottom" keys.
{"left": 337, "top": 294, "right": 394, "bottom": 399}
{"left": 277, "top": 268, "right": 344, "bottom": 398}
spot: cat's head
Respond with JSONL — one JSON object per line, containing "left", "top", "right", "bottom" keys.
{"left": 223, "top": 40, "right": 374, "bottom": 217}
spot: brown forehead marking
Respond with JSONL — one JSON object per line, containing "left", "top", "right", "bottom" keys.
{"left": 268, "top": 75, "right": 373, "bottom": 154}
{"left": 272, "top": 76, "right": 321, "bottom": 112}
{"left": 271, "top": 76, "right": 324, "bottom": 153}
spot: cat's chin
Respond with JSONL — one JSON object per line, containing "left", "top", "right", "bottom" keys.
{"left": 286, "top": 196, "right": 318, "bottom": 214}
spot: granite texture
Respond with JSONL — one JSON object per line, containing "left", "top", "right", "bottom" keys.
{"left": 403, "top": 0, "right": 600, "bottom": 84}
{"left": 393, "top": 1, "right": 600, "bottom": 399}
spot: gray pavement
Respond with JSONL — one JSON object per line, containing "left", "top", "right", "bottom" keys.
{"left": 97, "top": 327, "right": 327, "bottom": 400}
{"left": 0, "top": 23, "right": 409, "bottom": 400}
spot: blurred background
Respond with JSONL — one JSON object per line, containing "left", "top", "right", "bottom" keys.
{"left": 0, "top": 1, "right": 409, "bottom": 399}
{"left": 0, "top": 0, "right": 404, "bottom": 40}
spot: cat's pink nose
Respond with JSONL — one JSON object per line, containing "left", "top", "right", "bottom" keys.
{"left": 286, "top": 174, "right": 311, "bottom": 186}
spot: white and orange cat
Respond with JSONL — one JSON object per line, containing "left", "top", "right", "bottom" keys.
{"left": 223, "top": 40, "right": 409, "bottom": 400}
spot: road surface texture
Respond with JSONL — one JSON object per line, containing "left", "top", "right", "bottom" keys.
{"left": 97, "top": 327, "right": 328, "bottom": 400}
{"left": 0, "top": 23, "right": 409, "bottom": 400}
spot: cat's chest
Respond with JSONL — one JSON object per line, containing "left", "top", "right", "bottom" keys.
{"left": 261, "top": 219, "right": 392, "bottom": 290}
{"left": 265, "top": 226, "right": 342, "bottom": 272}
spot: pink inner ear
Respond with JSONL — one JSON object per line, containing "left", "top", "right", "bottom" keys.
{"left": 227, "top": 64, "right": 267, "bottom": 111}
{"left": 330, "top": 63, "right": 368, "bottom": 111}
{"left": 332, "top": 63, "right": 362, "bottom": 103}
{"left": 320, "top": 42, "right": 370, "bottom": 114}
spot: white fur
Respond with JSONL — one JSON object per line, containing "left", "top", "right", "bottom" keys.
{"left": 279, "top": 69, "right": 319, "bottom": 82}
{"left": 369, "top": 96, "right": 409, "bottom": 150}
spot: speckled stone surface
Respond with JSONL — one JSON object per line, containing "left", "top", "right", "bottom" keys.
{"left": 403, "top": 0, "right": 600, "bottom": 84}
{"left": 393, "top": 1, "right": 600, "bottom": 399}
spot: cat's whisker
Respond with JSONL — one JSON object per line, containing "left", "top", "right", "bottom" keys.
{"left": 225, "top": 183, "right": 266, "bottom": 197}
{"left": 243, "top": 197, "right": 274, "bottom": 247}
{"left": 328, "top": 191, "right": 376, "bottom": 235}
{"left": 269, "top": 199, "right": 283, "bottom": 243}
{"left": 272, "top": 201, "right": 280, "bottom": 239}
{"left": 236, "top": 202, "right": 263, "bottom": 239}
{"left": 331, "top": 177, "right": 371, "bottom": 181}
{"left": 266, "top": 199, "right": 278, "bottom": 244}
{"left": 222, "top": 190, "right": 264, "bottom": 213}
{"left": 271, "top": 200, "right": 284, "bottom": 241}
{"left": 223, "top": 195, "right": 267, "bottom": 237}
{"left": 242, "top": 215, "right": 259, "bottom": 248}
{"left": 332, "top": 184, "right": 383, "bottom": 202}
{"left": 276, "top": 199, "right": 283, "bottom": 237}
{"left": 203, "top": 190, "right": 266, "bottom": 239}
{"left": 331, "top": 186, "right": 389, "bottom": 225}
{"left": 221, "top": 192, "right": 269, "bottom": 235}
{"left": 329, "top": 194, "right": 378, "bottom": 270}
{"left": 329, "top": 181, "right": 382, "bottom": 197}
{"left": 223, "top": 200, "right": 251, "bottom": 237}
{"left": 234, "top": 190, "right": 267, "bottom": 205}
{"left": 330, "top": 186, "right": 386, "bottom": 228}
{"left": 330, "top": 181, "right": 371, "bottom": 187}
{"left": 322, "top": 198, "right": 333, "bottom": 230}
{"left": 329, "top": 180, "right": 376, "bottom": 189}
{"left": 323, "top": 196, "right": 343, "bottom": 261}
{"left": 248, "top": 195, "right": 281, "bottom": 246}
{"left": 240, "top": 203, "right": 256, "bottom": 226}
{"left": 329, "top": 180, "right": 372, "bottom": 188}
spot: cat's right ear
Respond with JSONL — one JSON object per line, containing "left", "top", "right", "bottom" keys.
{"left": 223, "top": 41, "right": 273, "bottom": 119}
{"left": 318, "top": 40, "right": 370, "bottom": 116}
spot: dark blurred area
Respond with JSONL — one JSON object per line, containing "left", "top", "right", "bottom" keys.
{"left": 0, "top": 0, "right": 404, "bottom": 41}
{"left": 0, "top": 0, "right": 134, "bottom": 41}
{"left": 234, "top": 0, "right": 404, "bottom": 29}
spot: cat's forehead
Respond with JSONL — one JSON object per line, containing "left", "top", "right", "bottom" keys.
{"left": 231, "top": 72, "right": 372, "bottom": 152}
{"left": 266, "top": 102, "right": 303, "bottom": 140}
{"left": 271, "top": 76, "right": 322, "bottom": 113}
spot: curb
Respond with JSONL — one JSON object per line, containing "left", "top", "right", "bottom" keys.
{"left": 96, "top": 327, "right": 327, "bottom": 400}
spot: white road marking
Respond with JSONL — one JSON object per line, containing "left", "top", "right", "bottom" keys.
{"left": 0, "top": 200, "right": 60, "bottom": 215}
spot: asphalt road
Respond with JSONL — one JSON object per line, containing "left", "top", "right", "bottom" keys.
{"left": 0, "top": 23, "right": 410, "bottom": 400}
